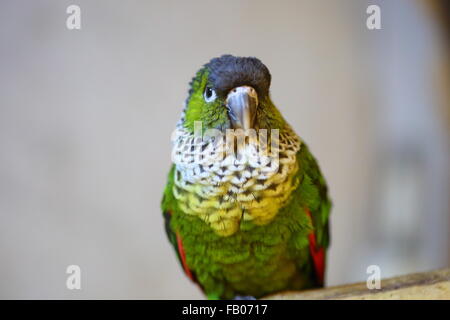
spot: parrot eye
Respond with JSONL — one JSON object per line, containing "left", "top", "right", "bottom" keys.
{"left": 203, "top": 86, "right": 216, "bottom": 103}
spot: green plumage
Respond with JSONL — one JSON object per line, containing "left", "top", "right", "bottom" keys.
{"left": 162, "top": 145, "right": 330, "bottom": 299}
{"left": 161, "top": 55, "right": 331, "bottom": 299}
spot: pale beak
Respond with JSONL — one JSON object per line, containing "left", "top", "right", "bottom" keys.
{"left": 226, "top": 86, "right": 258, "bottom": 130}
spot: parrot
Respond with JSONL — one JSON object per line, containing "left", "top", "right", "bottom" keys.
{"left": 161, "top": 55, "right": 331, "bottom": 299}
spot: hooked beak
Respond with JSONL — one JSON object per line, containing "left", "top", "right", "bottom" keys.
{"left": 226, "top": 86, "right": 258, "bottom": 130}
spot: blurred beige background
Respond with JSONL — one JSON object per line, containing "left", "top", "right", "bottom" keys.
{"left": 0, "top": 0, "right": 449, "bottom": 299}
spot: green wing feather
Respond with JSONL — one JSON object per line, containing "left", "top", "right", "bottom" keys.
{"left": 296, "top": 143, "right": 331, "bottom": 248}
{"left": 161, "top": 166, "right": 194, "bottom": 278}
{"left": 288, "top": 143, "right": 331, "bottom": 285}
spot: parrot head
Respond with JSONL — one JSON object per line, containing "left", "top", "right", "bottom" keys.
{"left": 182, "top": 55, "right": 286, "bottom": 133}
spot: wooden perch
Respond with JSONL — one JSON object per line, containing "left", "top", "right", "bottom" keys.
{"left": 265, "top": 268, "right": 450, "bottom": 300}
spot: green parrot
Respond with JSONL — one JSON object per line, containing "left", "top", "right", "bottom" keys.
{"left": 162, "top": 55, "right": 331, "bottom": 299}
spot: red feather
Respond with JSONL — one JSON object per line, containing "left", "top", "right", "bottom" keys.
{"left": 306, "top": 209, "right": 325, "bottom": 285}
{"left": 176, "top": 233, "right": 194, "bottom": 281}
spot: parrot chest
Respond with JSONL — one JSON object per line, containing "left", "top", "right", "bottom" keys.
{"left": 171, "top": 126, "right": 301, "bottom": 236}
